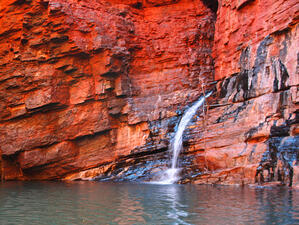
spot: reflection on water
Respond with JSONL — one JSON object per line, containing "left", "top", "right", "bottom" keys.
{"left": 0, "top": 182, "right": 298, "bottom": 225}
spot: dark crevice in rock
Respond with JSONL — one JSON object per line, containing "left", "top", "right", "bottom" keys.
{"left": 0, "top": 104, "right": 68, "bottom": 123}
{"left": 237, "top": 0, "right": 255, "bottom": 10}
{"left": 11, "top": 0, "right": 32, "bottom": 5}
{"left": 201, "top": 0, "right": 218, "bottom": 13}
{"left": 131, "top": 2, "right": 143, "bottom": 9}
{"left": 26, "top": 102, "right": 68, "bottom": 114}
{"left": 72, "top": 129, "right": 111, "bottom": 143}
{"left": 39, "top": 0, "right": 49, "bottom": 9}
{"left": 0, "top": 28, "right": 23, "bottom": 40}
{"left": 1, "top": 153, "right": 23, "bottom": 180}
{"left": 121, "top": 146, "right": 168, "bottom": 161}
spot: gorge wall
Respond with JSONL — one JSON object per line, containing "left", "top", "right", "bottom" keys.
{"left": 0, "top": 0, "right": 298, "bottom": 187}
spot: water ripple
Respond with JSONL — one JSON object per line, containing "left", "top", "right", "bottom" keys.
{"left": 0, "top": 182, "right": 298, "bottom": 225}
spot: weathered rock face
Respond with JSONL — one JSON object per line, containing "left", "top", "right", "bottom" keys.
{"left": 0, "top": 0, "right": 215, "bottom": 180}
{"left": 0, "top": 0, "right": 298, "bottom": 187}
{"left": 213, "top": 0, "right": 298, "bottom": 81}
{"left": 186, "top": 0, "right": 299, "bottom": 186}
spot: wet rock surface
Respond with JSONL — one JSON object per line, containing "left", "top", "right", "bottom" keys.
{"left": 0, "top": 0, "right": 298, "bottom": 186}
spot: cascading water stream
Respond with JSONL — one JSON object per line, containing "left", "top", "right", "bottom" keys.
{"left": 154, "top": 92, "right": 212, "bottom": 184}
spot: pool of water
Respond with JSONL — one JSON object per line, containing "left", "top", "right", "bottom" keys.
{"left": 0, "top": 182, "right": 298, "bottom": 225}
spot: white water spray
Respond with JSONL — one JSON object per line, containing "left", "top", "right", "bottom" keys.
{"left": 155, "top": 92, "right": 212, "bottom": 184}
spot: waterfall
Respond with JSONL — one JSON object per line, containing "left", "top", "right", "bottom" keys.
{"left": 155, "top": 92, "right": 212, "bottom": 184}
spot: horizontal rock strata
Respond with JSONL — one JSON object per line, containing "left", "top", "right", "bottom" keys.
{"left": 0, "top": 0, "right": 298, "bottom": 187}
{"left": 0, "top": 0, "right": 215, "bottom": 180}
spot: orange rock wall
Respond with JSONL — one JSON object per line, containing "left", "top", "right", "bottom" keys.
{"left": 0, "top": 0, "right": 298, "bottom": 186}
{"left": 187, "top": 0, "right": 298, "bottom": 186}
{"left": 214, "top": 0, "right": 298, "bottom": 80}
{"left": 0, "top": 0, "right": 215, "bottom": 180}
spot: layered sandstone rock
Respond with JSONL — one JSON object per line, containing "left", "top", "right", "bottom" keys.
{"left": 0, "top": 0, "right": 216, "bottom": 180}
{"left": 186, "top": 0, "right": 299, "bottom": 186}
{"left": 0, "top": 0, "right": 298, "bottom": 187}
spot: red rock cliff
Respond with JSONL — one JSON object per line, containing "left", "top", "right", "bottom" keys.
{"left": 0, "top": 0, "right": 216, "bottom": 180}
{"left": 0, "top": 0, "right": 298, "bottom": 187}
{"left": 190, "top": 0, "right": 299, "bottom": 186}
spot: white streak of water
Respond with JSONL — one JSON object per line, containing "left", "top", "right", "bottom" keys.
{"left": 154, "top": 92, "right": 212, "bottom": 184}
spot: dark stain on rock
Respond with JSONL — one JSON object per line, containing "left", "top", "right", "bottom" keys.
{"left": 216, "top": 101, "right": 248, "bottom": 123}
{"left": 244, "top": 122, "right": 265, "bottom": 141}
{"left": 279, "top": 39, "right": 288, "bottom": 62}
{"left": 273, "top": 59, "right": 289, "bottom": 92}
{"left": 218, "top": 70, "right": 252, "bottom": 103}
{"left": 279, "top": 61, "right": 289, "bottom": 91}
{"left": 95, "top": 151, "right": 169, "bottom": 182}
{"left": 277, "top": 91, "right": 289, "bottom": 116}
{"left": 253, "top": 35, "right": 273, "bottom": 76}
{"left": 270, "top": 122, "right": 290, "bottom": 138}
{"left": 288, "top": 111, "right": 299, "bottom": 125}
{"left": 219, "top": 78, "right": 230, "bottom": 98}
{"left": 255, "top": 126, "right": 298, "bottom": 186}
{"left": 233, "top": 70, "right": 249, "bottom": 101}
{"left": 239, "top": 46, "right": 251, "bottom": 71}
